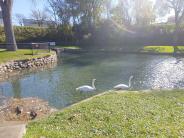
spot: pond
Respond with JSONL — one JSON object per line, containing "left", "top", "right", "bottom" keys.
{"left": 0, "top": 52, "right": 184, "bottom": 109}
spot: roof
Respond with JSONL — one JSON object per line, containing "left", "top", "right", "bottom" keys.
{"left": 23, "top": 18, "right": 54, "bottom": 26}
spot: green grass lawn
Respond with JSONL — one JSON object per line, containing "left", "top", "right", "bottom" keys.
{"left": 0, "top": 49, "right": 55, "bottom": 64}
{"left": 143, "top": 46, "right": 184, "bottom": 53}
{"left": 25, "top": 90, "right": 184, "bottom": 138}
{"left": 56, "top": 45, "right": 80, "bottom": 50}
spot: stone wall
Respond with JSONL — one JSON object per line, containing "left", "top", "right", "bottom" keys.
{"left": 0, "top": 53, "right": 57, "bottom": 74}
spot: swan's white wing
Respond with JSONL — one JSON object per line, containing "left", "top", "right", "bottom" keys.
{"left": 76, "top": 85, "right": 95, "bottom": 92}
{"left": 114, "top": 84, "right": 129, "bottom": 90}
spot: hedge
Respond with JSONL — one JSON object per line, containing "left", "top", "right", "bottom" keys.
{"left": 0, "top": 24, "right": 184, "bottom": 50}
{"left": 0, "top": 26, "right": 76, "bottom": 44}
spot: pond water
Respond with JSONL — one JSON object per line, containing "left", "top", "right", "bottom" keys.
{"left": 0, "top": 52, "right": 184, "bottom": 109}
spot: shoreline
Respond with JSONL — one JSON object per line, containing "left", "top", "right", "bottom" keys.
{"left": 0, "top": 52, "right": 58, "bottom": 82}
{"left": 0, "top": 97, "right": 57, "bottom": 125}
{"left": 0, "top": 50, "right": 58, "bottom": 125}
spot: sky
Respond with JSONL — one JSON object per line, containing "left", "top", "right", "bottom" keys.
{"left": 12, "top": 0, "right": 173, "bottom": 25}
{"left": 12, "top": 0, "right": 48, "bottom": 24}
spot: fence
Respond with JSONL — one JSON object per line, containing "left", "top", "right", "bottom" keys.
{"left": 0, "top": 42, "right": 56, "bottom": 55}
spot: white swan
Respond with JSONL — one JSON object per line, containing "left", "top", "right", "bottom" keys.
{"left": 76, "top": 79, "right": 96, "bottom": 92}
{"left": 114, "top": 76, "right": 134, "bottom": 90}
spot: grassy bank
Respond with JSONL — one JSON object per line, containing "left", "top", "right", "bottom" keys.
{"left": 25, "top": 90, "right": 184, "bottom": 138}
{"left": 0, "top": 49, "right": 55, "bottom": 64}
{"left": 143, "top": 46, "right": 184, "bottom": 53}
{"left": 56, "top": 45, "right": 80, "bottom": 50}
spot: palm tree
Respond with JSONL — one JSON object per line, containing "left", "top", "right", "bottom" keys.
{"left": 0, "top": 0, "right": 17, "bottom": 51}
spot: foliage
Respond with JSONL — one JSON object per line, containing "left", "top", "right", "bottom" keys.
{"left": 14, "top": 26, "right": 48, "bottom": 42}
{"left": 47, "top": 0, "right": 156, "bottom": 28}
{"left": 31, "top": 9, "right": 49, "bottom": 27}
{"left": 15, "top": 13, "right": 25, "bottom": 26}
{"left": 25, "top": 90, "right": 184, "bottom": 138}
{"left": 111, "top": 0, "right": 155, "bottom": 26}
{"left": 0, "top": 26, "right": 75, "bottom": 43}
{"left": 0, "top": 49, "right": 54, "bottom": 63}
{"left": 156, "top": 0, "right": 184, "bottom": 25}
{"left": 0, "top": 0, "right": 17, "bottom": 51}
{"left": 134, "top": 0, "right": 155, "bottom": 25}
{"left": 0, "top": 26, "right": 6, "bottom": 43}
{"left": 47, "top": 0, "right": 107, "bottom": 28}
{"left": 0, "top": 24, "right": 183, "bottom": 50}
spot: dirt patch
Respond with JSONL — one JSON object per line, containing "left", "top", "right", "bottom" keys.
{"left": 0, "top": 97, "right": 57, "bottom": 123}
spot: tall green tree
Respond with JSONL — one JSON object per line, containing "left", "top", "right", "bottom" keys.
{"left": 156, "top": 0, "right": 184, "bottom": 52}
{"left": 0, "top": 0, "right": 17, "bottom": 51}
{"left": 112, "top": 0, "right": 155, "bottom": 26}
{"left": 75, "top": 0, "right": 105, "bottom": 29}
{"left": 134, "top": 0, "right": 155, "bottom": 26}
{"left": 65, "top": 0, "right": 80, "bottom": 25}
{"left": 111, "top": 0, "right": 132, "bottom": 25}
{"left": 47, "top": 0, "right": 106, "bottom": 32}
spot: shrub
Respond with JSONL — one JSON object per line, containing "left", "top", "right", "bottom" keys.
{"left": 0, "top": 26, "right": 76, "bottom": 44}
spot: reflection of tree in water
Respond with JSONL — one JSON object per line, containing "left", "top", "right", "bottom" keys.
{"left": 11, "top": 79, "right": 21, "bottom": 98}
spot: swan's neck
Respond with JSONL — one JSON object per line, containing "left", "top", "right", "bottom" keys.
{"left": 92, "top": 80, "right": 96, "bottom": 89}
{"left": 128, "top": 77, "right": 133, "bottom": 87}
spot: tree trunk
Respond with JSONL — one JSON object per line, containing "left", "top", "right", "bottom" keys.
{"left": 173, "top": 23, "right": 179, "bottom": 55}
{"left": 0, "top": 0, "right": 17, "bottom": 51}
{"left": 173, "top": 10, "right": 181, "bottom": 55}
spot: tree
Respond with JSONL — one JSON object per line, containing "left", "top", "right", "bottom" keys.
{"left": 104, "top": 0, "right": 112, "bottom": 19}
{"left": 80, "top": 0, "right": 105, "bottom": 28}
{"left": 0, "top": 0, "right": 17, "bottom": 51}
{"left": 31, "top": 9, "right": 49, "bottom": 27}
{"left": 47, "top": 0, "right": 106, "bottom": 31}
{"left": 156, "top": 0, "right": 184, "bottom": 26}
{"left": 46, "top": 0, "right": 60, "bottom": 27}
{"left": 65, "top": 0, "right": 80, "bottom": 26}
{"left": 111, "top": 0, "right": 132, "bottom": 25}
{"left": 112, "top": 0, "right": 155, "bottom": 26}
{"left": 57, "top": 0, "right": 71, "bottom": 25}
{"left": 15, "top": 13, "right": 25, "bottom": 26}
{"left": 134, "top": 0, "right": 155, "bottom": 26}
{"left": 156, "top": 0, "right": 184, "bottom": 52}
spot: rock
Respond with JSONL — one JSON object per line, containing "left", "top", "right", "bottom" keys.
{"left": 0, "top": 53, "right": 57, "bottom": 81}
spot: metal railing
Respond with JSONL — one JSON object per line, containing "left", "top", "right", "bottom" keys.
{"left": 0, "top": 42, "right": 56, "bottom": 55}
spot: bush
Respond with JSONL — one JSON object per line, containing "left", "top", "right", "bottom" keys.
{"left": 0, "top": 26, "right": 5, "bottom": 43}
{"left": 0, "top": 24, "right": 184, "bottom": 51}
{"left": 0, "top": 26, "right": 76, "bottom": 44}
{"left": 14, "top": 26, "right": 48, "bottom": 42}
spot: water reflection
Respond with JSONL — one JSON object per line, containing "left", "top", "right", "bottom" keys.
{"left": 134, "top": 56, "right": 184, "bottom": 89}
{"left": 11, "top": 79, "right": 21, "bottom": 98}
{"left": 0, "top": 53, "right": 184, "bottom": 109}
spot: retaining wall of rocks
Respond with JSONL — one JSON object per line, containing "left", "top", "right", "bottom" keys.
{"left": 0, "top": 53, "right": 57, "bottom": 74}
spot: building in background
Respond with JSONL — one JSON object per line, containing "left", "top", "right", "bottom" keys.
{"left": 23, "top": 18, "right": 54, "bottom": 27}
